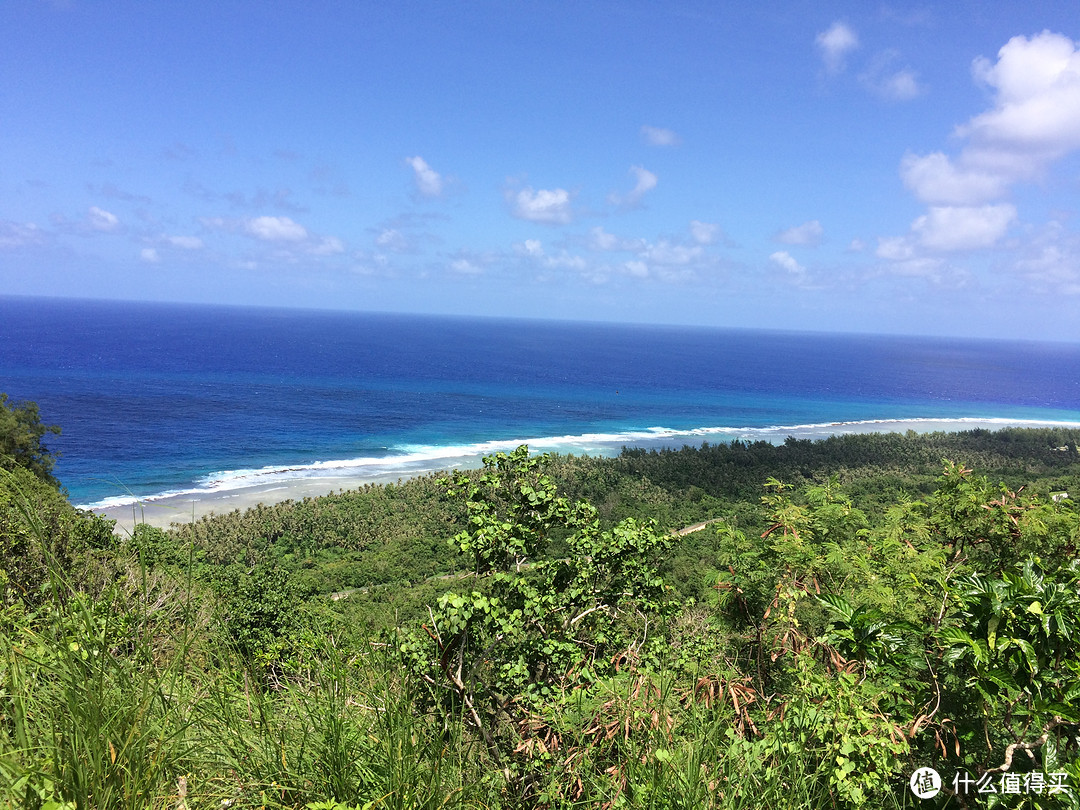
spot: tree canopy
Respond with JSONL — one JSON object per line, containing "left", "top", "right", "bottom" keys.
{"left": 0, "top": 392, "right": 62, "bottom": 486}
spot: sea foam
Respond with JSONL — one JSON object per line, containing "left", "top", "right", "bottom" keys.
{"left": 77, "top": 416, "right": 1080, "bottom": 510}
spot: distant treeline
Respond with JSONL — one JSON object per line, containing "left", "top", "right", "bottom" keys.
{"left": 139, "top": 427, "right": 1080, "bottom": 601}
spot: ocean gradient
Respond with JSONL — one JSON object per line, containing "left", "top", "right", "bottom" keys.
{"left": 2, "top": 296, "right": 1079, "bottom": 509}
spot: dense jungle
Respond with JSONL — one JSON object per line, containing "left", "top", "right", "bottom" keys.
{"left": 3, "top": 394, "right": 1080, "bottom": 809}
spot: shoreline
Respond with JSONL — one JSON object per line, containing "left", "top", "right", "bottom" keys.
{"left": 87, "top": 417, "right": 1080, "bottom": 535}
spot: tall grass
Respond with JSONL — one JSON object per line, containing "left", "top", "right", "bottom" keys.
{"left": 1, "top": 471, "right": 918, "bottom": 809}
{"left": 1, "top": 561, "right": 200, "bottom": 807}
{"left": 201, "top": 640, "right": 488, "bottom": 808}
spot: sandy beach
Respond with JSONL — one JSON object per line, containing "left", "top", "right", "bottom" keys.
{"left": 95, "top": 471, "right": 413, "bottom": 535}
{"left": 89, "top": 417, "right": 1080, "bottom": 535}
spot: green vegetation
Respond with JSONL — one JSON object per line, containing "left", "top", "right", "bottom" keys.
{"left": 3, "top": 402, "right": 1080, "bottom": 808}
{"left": 0, "top": 393, "right": 62, "bottom": 487}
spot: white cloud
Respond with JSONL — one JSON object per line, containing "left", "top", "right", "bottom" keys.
{"left": 860, "top": 51, "right": 924, "bottom": 101}
{"left": 87, "top": 206, "right": 119, "bottom": 231}
{"left": 776, "top": 220, "right": 824, "bottom": 246}
{"left": 140, "top": 248, "right": 160, "bottom": 263}
{"left": 689, "top": 220, "right": 720, "bottom": 245}
{"left": 309, "top": 236, "right": 345, "bottom": 255}
{"left": 877, "top": 206, "right": 1016, "bottom": 260}
{"left": 406, "top": 156, "right": 443, "bottom": 197}
{"left": 769, "top": 250, "right": 806, "bottom": 275}
{"left": 589, "top": 226, "right": 622, "bottom": 251}
{"left": 911, "top": 204, "right": 1017, "bottom": 251}
{"left": 865, "top": 68, "right": 923, "bottom": 101}
{"left": 642, "top": 240, "right": 702, "bottom": 265}
{"left": 817, "top": 21, "right": 859, "bottom": 74}
{"left": 515, "top": 238, "right": 587, "bottom": 271}
{"left": 608, "top": 165, "right": 658, "bottom": 209}
{"left": 1016, "top": 244, "right": 1078, "bottom": 289}
{"left": 625, "top": 260, "right": 649, "bottom": 278}
{"left": 548, "top": 252, "right": 587, "bottom": 271}
{"left": 902, "top": 31, "right": 1080, "bottom": 205}
{"left": 244, "top": 215, "right": 308, "bottom": 242}
{"left": 450, "top": 258, "right": 483, "bottom": 275}
{"left": 165, "top": 235, "right": 203, "bottom": 250}
{"left": 0, "top": 221, "right": 43, "bottom": 248}
{"left": 641, "top": 125, "right": 681, "bottom": 146}
{"left": 375, "top": 228, "right": 410, "bottom": 252}
{"left": 875, "top": 236, "right": 916, "bottom": 261}
{"left": 201, "top": 215, "right": 347, "bottom": 260}
{"left": 899, "top": 152, "right": 1008, "bottom": 206}
{"left": 520, "top": 239, "right": 544, "bottom": 257}
{"left": 509, "top": 186, "right": 573, "bottom": 225}
{"left": 879, "top": 68, "right": 923, "bottom": 100}
{"left": 1012, "top": 221, "right": 1080, "bottom": 293}
{"left": 967, "top": 32, "right": 1080, "bottom": 150}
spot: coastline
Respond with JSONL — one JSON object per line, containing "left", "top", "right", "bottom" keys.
{"left": 87, "top": 417, "right": 1080, "bottom": 534}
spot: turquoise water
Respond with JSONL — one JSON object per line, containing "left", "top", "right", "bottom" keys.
{"left": 2, "top": 296, "right": 1079, "bottom": 506}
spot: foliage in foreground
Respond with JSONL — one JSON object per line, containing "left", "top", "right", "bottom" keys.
{"left": 2, "top": 424, "right": 1080, "bottom": 807}
{"left": 0, "top": 393, "right": 62, "bottom": 488}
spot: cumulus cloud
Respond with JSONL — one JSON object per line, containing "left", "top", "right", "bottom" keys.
{"left": 309, "top": 236, "right": 345, "bottom": 255}
{"left": 899, "top": 152, "right": 1007, "bottom": 206}
{"left": 450, "top": 258, "right": 483, "bottom": 275}
{"left": 87, "top": 206, "right": 120, "bottom": 231}
{"left": 857, "top": 50, "right": 925, "bottom": 101}
{"left": 876, "top": 205, "right": 1016, "bottom": 262}
{"left": 520, "top": 239, "right": 544, "bottom": 257}
{"left": 200, "top": 215, "right": 347, "bottom": 260}
{"left": 875, "top": 236, "right": 916, "bottom": 261}
{"left": 911, "top": 204, "right": 1017, "bottom": 251}
{"left": 641, "top": 125, "right": 681, "bottom": 146}
{"left": 0, "top": 221, "right": 43, "bottom": 248}
{"left": 967, "top": 32, "right": 1080, "bottom": 151}
{"left": 817, "top": 21, "right": 859, "bottom": 74}
{"left": 768, "top": 252, "right": 812, "bottom": 287}
{"left": 770, "top": 251, "right": 804, "bottom": 273}
{"left": 689, "top": 220, "right": 721, "bottom": 245}
{"left": 608, "top": 166, "right": 658, "bottom": 209}
{"left": 508, "top": 186, "right": 573, "bottom": 225}
{"left": 588, "top": 226, "right": 621, "bottom": 251}
{"left": 642, "top": 240, "right": 702, "bottom": 266}
{"left": 877, "top": 31, "right": 1080, "bottom": 277}
{"left": 406, "top": 156, "right": 443, "bottom": 197}
{"left": 140, "top": 248, "right": 160, "bottom": 263}
{"left": 375, "top": 228, "right": 410, "bottom": 252}
{"left": 902, "top": 31, "right": 1080, "bottom": 205}
{"left": 514, "top": 238, "right": 587, "bottom": 271}
{"left": 244, "top": 215, "right": 308, "bottom": 242}
{"left": 878, "top": 68, "right": 923, "bottom": 100}
{"left": 1014, "top": 222, "right": 1080, "bottom": 294}
{"left": 775, "top": 220, "right": 824, "bottom": 246}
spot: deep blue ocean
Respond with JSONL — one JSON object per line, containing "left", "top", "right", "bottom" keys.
{"left": 3, "top": 296, "right": 1080, "bottom": 508}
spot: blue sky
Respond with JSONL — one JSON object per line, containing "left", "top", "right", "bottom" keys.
{"left": 2, "top": 1, "right": 1080, "bottom": 340}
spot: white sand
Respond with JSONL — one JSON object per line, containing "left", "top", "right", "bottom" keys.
{"left": 89, "top": 418, "right": 1080, "bottom": 535}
